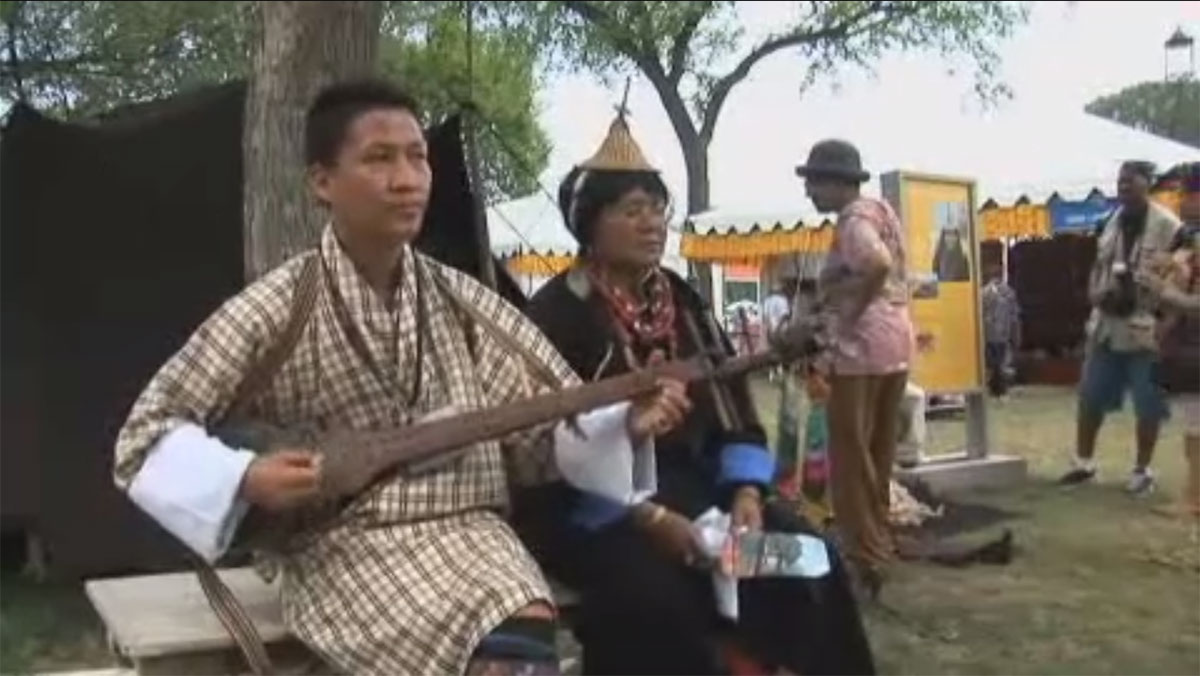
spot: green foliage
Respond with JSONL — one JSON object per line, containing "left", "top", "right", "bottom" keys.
{"left": 0, "top": 1, "right": 251, "bottom": 116}
{"left": 541, "top": 1, "right": 1031, "bottom": 127}
{"left": 1086, "top": 79, "right": 1200, "bottom": 149}
{"left": 0, "top": 0, "right": 549, "bottom": 201}
{"left": 492, "top": 1, "right": 1030, "bottom": 214}
{"left": 381, "top": 1, "right": 549, "bottom": 200}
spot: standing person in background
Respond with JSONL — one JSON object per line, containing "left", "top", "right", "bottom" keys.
{"left": 1060, "top": 161, "right": 1180, "bottom": 495}
{"left": 982, "top": 261, "right": 1021, "bottom": 400}
{"left": 762, "top": 276, "right": 798, "bottom": 335}
{"left": 795, "top": 139, "right": 914, "bottom": 597}
{"left": 762, "top": 276, "right": 797, "bottom": 380}
{"left": 1137, "top": 162, "right": 1200, "bottom": 517}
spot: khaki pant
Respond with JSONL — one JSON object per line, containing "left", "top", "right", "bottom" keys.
{"left": 828, "top": 371, "right": 909, "bottom": 572}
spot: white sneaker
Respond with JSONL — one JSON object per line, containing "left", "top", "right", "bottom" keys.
{"left": 1125, "top": 468, "right": 1156, "bottom": 497}
{"left": 1058, "top": 456, "right": 1097, "bottom": 486}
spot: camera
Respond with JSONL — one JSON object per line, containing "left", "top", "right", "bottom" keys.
{"left": 1098, "top": 260, "right": 1138, "bottom": 318}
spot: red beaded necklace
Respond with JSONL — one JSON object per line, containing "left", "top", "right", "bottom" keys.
{"left": 588, "top": 265, "right": 678, "bottom": 366}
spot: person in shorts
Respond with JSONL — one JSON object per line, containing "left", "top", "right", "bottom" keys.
{"left": 1060, "top": 161, "right": 1181, "bottom": 495}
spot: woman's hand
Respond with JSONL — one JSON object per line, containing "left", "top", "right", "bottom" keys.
{"left": 627, "top": 370, "right": 692, "bottom": 445}
{"left": 730, "top": 486, "right": 764, "bottom": 532}
{"left": 634, "top": 503, "right": 706, "bottom": 566}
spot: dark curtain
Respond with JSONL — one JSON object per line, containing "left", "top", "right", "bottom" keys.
{"left": 1, "top": 83, "right": 513, "bottom": 578}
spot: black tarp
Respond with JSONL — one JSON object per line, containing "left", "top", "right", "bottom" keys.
{"left": 1008, "top": 235, "right": 1097, "bottom": 354}
{"left": 2, "top": 83, "right": 249, "bottom": 576}
{"left": 1, "top": 83, "right": 517, "bottom": 578}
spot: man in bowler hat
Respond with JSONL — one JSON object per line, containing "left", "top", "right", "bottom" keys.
{"left": 791, "top": 139, "right": 915, "bottom": 595}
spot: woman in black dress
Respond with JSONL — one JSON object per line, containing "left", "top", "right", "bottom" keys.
{"left": 512, "top": 113, "right": 875, "bottom": 676}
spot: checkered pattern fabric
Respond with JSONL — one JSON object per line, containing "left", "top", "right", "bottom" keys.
{"left": 114, "top": 226, "right": 580, "bottom": 675}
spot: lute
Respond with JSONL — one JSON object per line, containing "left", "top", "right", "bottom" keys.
{"left": 317, "top": 348, "right": 786, "bottom": 500}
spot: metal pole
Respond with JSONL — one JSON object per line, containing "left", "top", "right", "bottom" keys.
{"left": 462, "top": 0, "right": 497, "bottom": 289}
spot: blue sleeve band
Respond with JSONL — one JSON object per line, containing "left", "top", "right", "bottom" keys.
{"left": 719, "top": 442, "right": 776, "bottom": 486}
{"left": 570, "top": 491, "right": 632, "bottom": 530}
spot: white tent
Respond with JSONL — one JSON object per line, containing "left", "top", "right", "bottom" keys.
{"left": 487, "top": 192, "right": 576, "bottom": 258}
{"left": 693, "top": 99, "right": 1197, "bottom": 235}
{"left": 683, "top": 96, "right": 1196, "bottom": 312}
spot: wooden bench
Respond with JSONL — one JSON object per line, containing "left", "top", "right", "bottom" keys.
{"left": 86, "top": 568, "right": 579, "bottom": 676}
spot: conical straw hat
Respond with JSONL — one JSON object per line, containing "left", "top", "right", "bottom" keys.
{"left": 579, "top": 114, "right": 657, "bottom": 172}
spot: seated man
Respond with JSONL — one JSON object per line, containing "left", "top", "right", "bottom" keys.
{"left": 113, "top": 79, "right": 688, "bottom": 676}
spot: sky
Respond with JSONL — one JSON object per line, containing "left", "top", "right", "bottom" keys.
{"left": 514, "top": 0, "right": 1200, "bottom": 234}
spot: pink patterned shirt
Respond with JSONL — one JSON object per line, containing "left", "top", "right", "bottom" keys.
{"left": 819, "top": 197, "right": 914, "bottom": 376}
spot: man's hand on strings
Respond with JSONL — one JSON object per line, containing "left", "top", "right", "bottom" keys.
{"left": 240, "top": 450, "right": 321, "bottom": 512}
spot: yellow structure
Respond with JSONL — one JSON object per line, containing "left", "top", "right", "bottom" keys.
{"left": 679, "top": 188, "right": 1185, "bottom": 262}
{"left": 680, "top": 225, "right": 834, "bottom": 262}
{"left": 503, "top": 253, "right": 574, "bottom": 277}
{"left": 978, "top": 187, "right": 1183, "bottom": 241}
{"left": 980, "top": 203, "right": 1051, "bottom": 241}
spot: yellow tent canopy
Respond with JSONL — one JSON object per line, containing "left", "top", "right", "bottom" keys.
{"left": 681, "top": 226, "right": 834, "bottom": 262}
{"left": 681, "top": 211, "right": 838, "bottom": 263}
{"left": 980, "top": 187, "right": 1183, "bottom": 241}
{"left": 502, "top": 252, "right": 575, "bottom": 277}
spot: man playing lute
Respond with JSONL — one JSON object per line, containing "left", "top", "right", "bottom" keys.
{"left": 113, "top": 79, "right": 692, "bottom": 676}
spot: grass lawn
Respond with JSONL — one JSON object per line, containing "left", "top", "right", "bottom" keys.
{"left": 755, "top": 380, "right": 1200, "bottom": 676}
{"left": 0, "top": 571, "right": 108, "bottom": 675}
{"left": 2, "top": 383, "right": 1198, "bottom": 675}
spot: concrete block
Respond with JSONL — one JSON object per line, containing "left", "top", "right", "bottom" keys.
{"left": 895, "top": 453, "right": 1027, "bottom": 496}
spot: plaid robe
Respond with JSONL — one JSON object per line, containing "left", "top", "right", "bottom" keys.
{"left": 114, "top": 226, "right": 580, "bottom": 675}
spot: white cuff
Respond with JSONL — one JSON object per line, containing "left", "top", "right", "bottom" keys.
{"left": 128, "top": 423, "right": 255, "bottom": 562}
{"left": 553, "top": 402, "right": 657, "bottom": 505}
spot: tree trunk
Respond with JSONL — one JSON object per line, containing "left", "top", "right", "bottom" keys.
{"left": 644, "top": 72, "right": 718, "bottom": 304}
{"left": 243, "top": 0, "right": 382, "bottom": 280}
{"left": 681, "top": 137, "right": 715, "bottom": 305}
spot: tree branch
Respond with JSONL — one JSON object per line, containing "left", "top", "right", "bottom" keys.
{"left": 698, "top": 0, "right": 915, "bottom": 144}
{"left": 667, "top": 1, "right": 711, "bottom": 85}
{"left": 4, "top": 0, "right": 26, "bottom": 101}
{"left": 560, "top": 0, "right": 655, "bottom": 71}
{"left": 641, "top": 55, "right": 699, "bottom": 151}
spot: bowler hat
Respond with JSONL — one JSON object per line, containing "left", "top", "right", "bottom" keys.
{"left": 795, "top": 139, "right": 870, "bottom": 183}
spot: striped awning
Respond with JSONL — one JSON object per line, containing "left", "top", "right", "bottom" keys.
{"left": 681, "top": 226, "right": 834, "bottom": 262}
{"left": 980, "top": 187, "right": 1183, "bottom": 240}
{"left": 503, "top": 253, "right": 575, "bottom": 277}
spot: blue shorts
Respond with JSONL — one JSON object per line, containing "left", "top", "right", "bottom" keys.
{"left": 1079, "top": 342, "right": 1170, "bottom": 422}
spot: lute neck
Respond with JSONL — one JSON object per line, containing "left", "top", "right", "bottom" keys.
{"left": 319, "top": 350, "right": 782, "bottom": 499}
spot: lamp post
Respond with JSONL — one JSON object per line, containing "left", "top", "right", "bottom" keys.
{"left": 1165, "top": 27, "right": 1195, "bottom": 82}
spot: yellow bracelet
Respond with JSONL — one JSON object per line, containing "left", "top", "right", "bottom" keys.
{"left": 646, "top": 503, "right": 666, "bottom": 526}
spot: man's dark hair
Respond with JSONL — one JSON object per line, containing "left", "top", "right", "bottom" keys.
{"left": 1120, "top": 160, "right": 1156, "bottom": 184}
{"left": 304, "top": 78, "right": 423, "bottom": 167}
